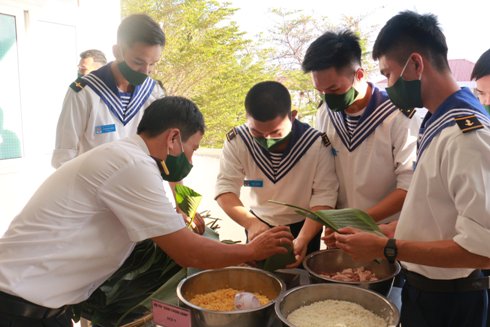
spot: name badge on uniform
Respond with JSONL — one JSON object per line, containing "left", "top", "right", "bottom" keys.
{"left": 243, "top": 179, "right": 263, "bottom": 187}
{"left": 95, "top": 124, "right": 116, "bottom": 134}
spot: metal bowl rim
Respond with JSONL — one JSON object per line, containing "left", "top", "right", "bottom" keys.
{"left": 177, "top": 266, "right": 286, "bottom": 314}
{"left": 274, "top": 283, "right": 400, "bottom": 323}
{"left": 303, "top": 249, "right": 401, "bottom": 284}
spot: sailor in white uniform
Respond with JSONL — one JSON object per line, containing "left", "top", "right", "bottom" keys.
{"left": 303, "top": 30, "right": 420, "bottom": 224}
{"left": 215, "top": 81, "right": 338, "bottom": 265}
{"left": 334, "top": 12, "right": 490, "bottom": 327}
{"left": 52, "top": 14, "right": 166, "bottom": 168}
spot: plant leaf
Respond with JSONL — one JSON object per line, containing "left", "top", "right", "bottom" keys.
{"left": 174, "top": 184, "right": 202, "bottom": 223}
{"left": 260, "top": 244, "right": 296, "bottom": 272}
{"left": 270, "top": 200, "right": 383, "bottom": 236}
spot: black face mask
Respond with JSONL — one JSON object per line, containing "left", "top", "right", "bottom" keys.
{"left": 385, "top": 56, "right": 423, "bottom": 110}
{"left": 117, "top": 61, "right": 148, "bottom": 85}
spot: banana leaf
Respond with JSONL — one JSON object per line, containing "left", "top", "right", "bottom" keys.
{"left": 174, "top": 184, "right": 202, "bottom": 226}
{"left": 269, "top": 200, "right": 384, "bottom": 237}
{"left": 72, "top": 239, "right": 183, "bottom": 326}
{"left": 260, "top": 243, "right": 296, "bottom": 272}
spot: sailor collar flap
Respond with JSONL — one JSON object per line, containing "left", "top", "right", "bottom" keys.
{"left": 235, "top": 120, "right": 322, "bottom": 184}
{"left": 415, "top": 88, "right": 490, "bottom": 168}
{"left": 327, "top": 85, "right": 398, "bottom": 152}
{"left": 83, "top": 63, "right": 156, "bottom": 126}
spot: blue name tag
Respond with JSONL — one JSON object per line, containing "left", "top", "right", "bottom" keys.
{"left": 243, "top": 180, "right": 263, "bottom": 187}
{"left": 95, "top": 124, "right": 116, "bottom": 134}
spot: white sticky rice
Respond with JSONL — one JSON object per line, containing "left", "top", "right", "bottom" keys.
{"left": 287, "top": 299, "right": 387, "bottom": 327}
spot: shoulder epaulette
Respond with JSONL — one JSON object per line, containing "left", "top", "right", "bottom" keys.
{"left": 399, "top": 108, "right": 416, "bottom": 119}
{"left": 321, "top": 132, "right": 331, "bottom": 147}
{"left": 317, "top": 100, "right": 324, "bottom": 109}
{"left": 226, "top": 127, "right": 237, "bottom": 142}
{"left": 454, "top": 115, "right": 483, "bottom": 133}
{"left": 69, "top": 77, "right": 87, "bottom": 92}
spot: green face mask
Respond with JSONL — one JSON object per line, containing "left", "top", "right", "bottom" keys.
{"left": 323, "top": 87, "right": 359, "bottom": 112}
{"left": 254, "top": 132, "right": 291, "bottom": 151}
{"left": 484, "top": 105, "right": 490, "bottom": 115}
{"left": 161, "top": 151, "right": 193, "bottom": 182}
{"left": 385, "top": 56, "right": 423, "bottom": 110}
{"left": 159, "top": 136, "right": 193, "bottom": 182}
{"left": 117, "top": 61, "right": 148, "bottom": 85}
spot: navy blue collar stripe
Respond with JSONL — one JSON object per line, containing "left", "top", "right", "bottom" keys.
{"left": 354, "top": 100, "right": 393, "bottom": 133}
{"left": 275, "top": 128, "right": 319, "bottom": 173}
{"left": 84, "top": 74, "right": 127, "bottom": 123}
{"left": 84, "top": 73, "right": 155, "bottom": 126}
{"left": 329, "top": 99, "right": 396, "bottom": 151}
{"left": 126, "top": 79, "right": 154, "bottom": 114}
{"left": 84, "top": 74, "right": 123, "bottom": 112}
{"left": 418, "top": 109, "right": 490, "bottom": 160}
{"left": 237, "top": 125, "right": 276, "bottom": 179}
{"left": 349, "top": 104, "right": 396, "bottom": 149}
{"left": 274, "top": 133, "right": 319, "bottom": 179}
{"left": 326, "top": 86, "right": 397, "bottom": 152}
{"left": 236, "top": 124, "right": 321, "bottom": 183}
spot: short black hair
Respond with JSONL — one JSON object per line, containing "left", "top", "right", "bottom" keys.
{"left": 302, "top": 30, "right": 362, "bottom": 73}
{"left": 80, "top": 49, "right": 107, "bottom": 65}
{"left": 137, "top": 96, "right": 205, "bottom": 141}
{"left": 471, "top": 48, "right": 490, "bottom": 81}
{"left": 245, "top": 81, "right": 291, "bottom": 122}
{"left": 117, "top": 14, "right": 165, "bottom": 47}
{"left": 372, "top": 11, "right": 449, "bottom": 71}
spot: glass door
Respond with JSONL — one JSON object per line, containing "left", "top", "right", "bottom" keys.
{"left": 0, "top": 12, "right": 22, "bottom": 160}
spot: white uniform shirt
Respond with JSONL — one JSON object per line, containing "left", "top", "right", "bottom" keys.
{"left": 52, "top": 65, "right": 165, "bottom": 168}
{"left": 316, "top": 85, "right": 420, "bottom": 222}
{"left": 396, "top": 92, "right": 490, "bottom": 279}
{"left": 0, "top": 135, "right": 185, "bottom": 308}
{"left": 215, "top": 120, "right": 338, "bottom": 226}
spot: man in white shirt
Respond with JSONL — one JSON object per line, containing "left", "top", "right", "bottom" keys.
{"left": 215, "top": 81, "right": 338, "bottom": 266}
{"left": 77, "top": 49, "right": 107, "bottom": 77}
{"left": 0, "top": 96, "right": 293, "bottom": 327}
{"left": 52, "top": 14, "right": 166, "bottom": 168}
{"left": 332, "top": 11, "right": 490, "bottom": 327}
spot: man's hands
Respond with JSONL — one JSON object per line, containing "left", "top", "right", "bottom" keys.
{"left": 246, "top": 219, "right": 270, "bottom": 241}
{"left": 247, "top": 226, "right": 294, "bottom": 261}
{"left": 288, "top": 237, "right": 308, "bottom": 268}
{"left": 178, "top": 209, "right": 205, "bottom": 235}
{"left": 186, "top": 212, "right": 206, "bottom": 235}
{"left": 334, "top": 227, "right": 386, "bottom": 261}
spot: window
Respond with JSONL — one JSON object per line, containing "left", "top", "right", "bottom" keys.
{"left": 0, "top": 13, "right": 22, "bottom": 160}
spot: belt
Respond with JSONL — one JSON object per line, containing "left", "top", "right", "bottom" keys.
{"left": 402, "top": 269, "right": 490, "bottom": 293}
{"left": 0, "top": 290, "right": 68, "bottom": 319}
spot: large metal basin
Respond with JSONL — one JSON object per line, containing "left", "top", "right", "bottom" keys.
{"left": 275, "top": 283, "right": 400, "bottom": 326}
{"left": 303, "top": 249, "right": 401, "bottom": 296}
{"left": 177, "top": 266, "right": 285, "bottom": 327}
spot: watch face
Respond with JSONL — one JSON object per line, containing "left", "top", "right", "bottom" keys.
{"left": 384, "top": 239, "right": 397, "bottom": 263}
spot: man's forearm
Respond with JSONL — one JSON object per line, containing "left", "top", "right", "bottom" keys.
{"left": 216, "top": 192, "right": 258, "bottom": 229}
{"left": 296, "top": 205, "right": 331, "bottom": 243}
{"left": 366, "top": 188, "right": 407, "bottom": 222}
{"left": 397, "top": 239, "right": 490, "bottom": 269}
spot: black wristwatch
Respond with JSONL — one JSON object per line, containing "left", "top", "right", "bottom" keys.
{"left": 384, "top": 238, "right": 397, "bottom": 264}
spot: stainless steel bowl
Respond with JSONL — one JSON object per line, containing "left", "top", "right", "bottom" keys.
{"left": 303, "top": 249, "right": 401, "bottom": 296}
{"left": 177, "top": 266, "right": 285, "bottom": 327}
{"left": 275, "top": 283, "right": 400, "bottom": 327}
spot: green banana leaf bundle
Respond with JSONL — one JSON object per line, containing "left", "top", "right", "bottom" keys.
{"left": 260, "top": 243, "right": 296, "bottom": 272}
{"left": 269, "top": 200, "right": 384, "bottom": 236}
{"left": 72, "top": 239, "right": 183, "bottom": 326}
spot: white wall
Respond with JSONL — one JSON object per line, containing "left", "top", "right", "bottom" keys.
{"left": 0, "top": 0, "right": 120, "bottom": 234}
